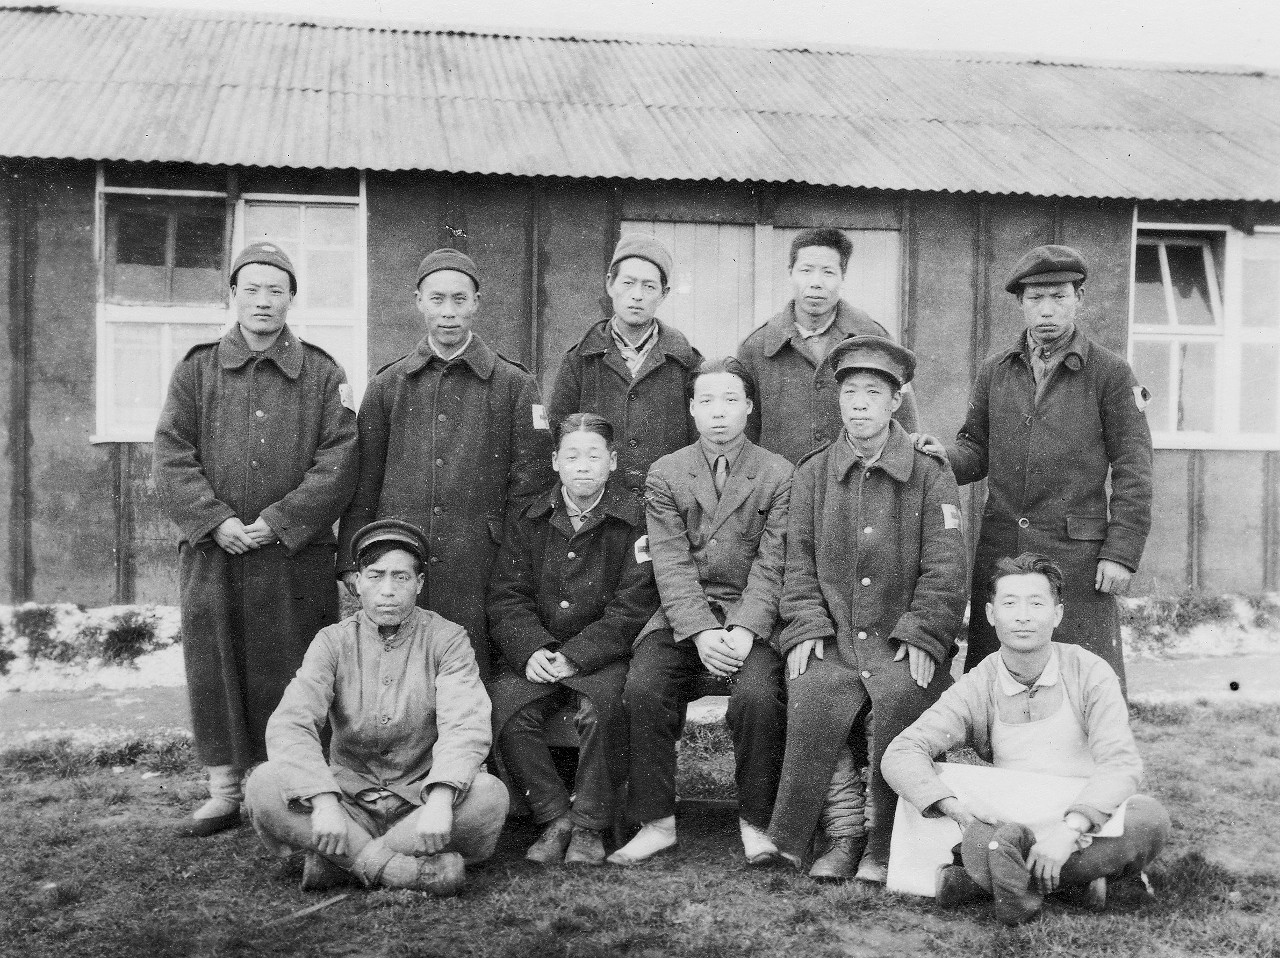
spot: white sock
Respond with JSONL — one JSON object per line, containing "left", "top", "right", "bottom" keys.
{"left": 608, "top": 816, "right": 676, "bottom": 862}
{"left": 739, "top": 818, "right": 779, "bottom": 859}
{"left": 194, "top": 766, "right": 243, "bottom": 819}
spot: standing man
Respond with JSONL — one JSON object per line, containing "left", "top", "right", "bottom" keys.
{"left": 738, "top": 228, "right": 919, "bottom": 465}
{"left": 337, "top": 248, "right": 554, "bottom": 678}
{"left": 768, "top": 338, "right": 967, "bottom": 883}
{"left": 548, "top": 234, "right": 702, "bottom": 499}
{"left": 918, "top": 246, "right": 1152, "bottom": 687}
{"left": 609, "top": 358, "right": 791, "bottom": 867}
{"left": 154, "top": 242, "right": 359, "bottom": 837}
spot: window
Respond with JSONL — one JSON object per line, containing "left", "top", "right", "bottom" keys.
{"left": 94, "top": 166, "right": 368, "bottom": 442}
{"left": 1130, "top": 226, "right": 1280, "bottom": 448}
{"left": 620, "top": 221, "right": 900, "bottom": 358}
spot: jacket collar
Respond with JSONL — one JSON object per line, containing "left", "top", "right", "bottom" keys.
{"left": 760, "top": 300, "right": 866, "bottom": 358}
{"left": 998, "top": 325, "right": 1090, "bottom": 373}
{"left": 830, "top": 420, "right": 915, "bottom": 484}
{"left": 219, "top": 323, "right": 304, "bottom": 379}
{"left": 526, "top": 481, "right": 643, "bottom": 528}
{"left": 400, "top": 332, "right": 497, "bottom": 379}
{"left": 575, "top": 319, "right": 698, "bottom": 370}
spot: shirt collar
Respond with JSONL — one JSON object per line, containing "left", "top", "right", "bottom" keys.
{"left": 527, "top": 481, "right": 644, "bottom": 527}
{"left": 831, "top": 420, "right": 914, "bottom": 483}
{"left": 1001, "top": 325, "right": 1089, "bottom": 370}
{"left": 402, "top": 332, "right": 496, "bottom": 379}
{"left": 794, "top": 312, "right": 839, "bottom": 340}
{"left": 218, "top": 323, "right": 304, "bottom": 379}
{"left": 699, "top": 432, "right": 747, "bottom": 472}
{"left": 610, "top": 316, "right": 659, "bottom": 352}
{"left": 356, "top": 606, "right": 423, "bottom": 650}
{"left": 428, "top": 331, "right": 473, "bottom": 362}
{"left": 561, "top": 485, "right": 607, "bottom": 520}
{"left": 996, "top": 643, "right": 1061, "bottom": 696}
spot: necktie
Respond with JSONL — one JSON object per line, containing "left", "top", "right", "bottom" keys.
{"left": 714, "top": 455, "right": 728, "bottom": 497}
{"left": 1031, "top": 345, "right": 1050, "bottom": 386}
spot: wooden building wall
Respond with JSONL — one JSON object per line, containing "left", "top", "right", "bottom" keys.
{"left": 1, "top": 159, "right": 1276, "bottom": 604}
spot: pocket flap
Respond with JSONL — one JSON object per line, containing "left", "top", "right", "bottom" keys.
{"left": 1065, "top": 515, "right": 1107, "bottom": 541}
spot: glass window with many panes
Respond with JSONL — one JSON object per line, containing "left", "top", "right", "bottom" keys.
{"left": 1130, "top": 227, "right": 1280, "bottom": 448}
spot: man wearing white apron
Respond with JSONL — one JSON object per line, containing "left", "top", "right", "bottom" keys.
{"left": 882, "top": 552, "right": 1170, "bottom": 925}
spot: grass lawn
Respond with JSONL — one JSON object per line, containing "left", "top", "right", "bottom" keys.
{"left": 1, "top": 701, "right": 1278, "bottom": 958}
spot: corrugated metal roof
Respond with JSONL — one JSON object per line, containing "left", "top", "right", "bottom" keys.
{"left": 1, "top": 4, "right": 1278, "bottom": 200}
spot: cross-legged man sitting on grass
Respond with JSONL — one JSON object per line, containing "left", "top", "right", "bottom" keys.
{"left": 244, "top": 519, "right": 509, "bottom": 896}
{"left": 882, "top": 552, "right": 1171, "bottom": 925}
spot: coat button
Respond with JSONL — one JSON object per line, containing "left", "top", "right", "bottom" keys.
{"left": 559, "top": 600, "right": 570, "bottom": 609}
{"left": 628, "top": 439, "right": 638, "bottom": 447}
{"left": 567, "top": 551, "right": 576, "bottom": 559}
{"left": 861, "top": 671, "right": 872, "bottom": 679}
{"left": 251, "top": 460, "right": 259, "bottom": 468}
{"left": 435, "top": 458, "right": 444, "bottom": 467}
{"left": 383, "top": 677, "right": 391, "bottom": 686}
{"left": 709, "top": 538, "right": 717, "bottom": 546}
{"left": 861, "top": 577, "right": 870, "bottom": 586}
{"left": 863, "top": 526, "right": 873, "bottom": 534}
{"left": 628, "top": 393, "right": 637, "bottom": 402}
{"left": 430, "top": 555, "right": 439, "bottom": 563}
{"left": 438, "top": 413, "right": 447, "bottom": 422}
{"left": 433, "top": 506, "right": 442, "bottom": 515}
{"left": 858, "top": 631, "right": 867, "bottom": 640}
{"left": 1018, "top": 517, "right": 1029, "bottom": 528}
{"left": 255, "top": 410, "right": 264, "bottom": 418}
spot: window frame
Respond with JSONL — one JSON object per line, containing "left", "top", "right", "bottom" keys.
{"left": 1130, "top": 221, "right": 1280, "bottom": 450}
{"left": 92, "top": 166, "right": 369, "bottom": 444}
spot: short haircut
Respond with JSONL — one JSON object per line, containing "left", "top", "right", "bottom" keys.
{"left": 789, "top": 228, "right": 853, "bottom": 273}
{"left": 690, "top": 356, "right": 757, "bottom": 404}
{"left": 988, "top": 552, "right": 1065, "bottom": 603}
{"left": 838, "top": 366, "right": 902, "bottom": 394}
{"left": 556, "top": 411, "right": 615, "bottom": 449}
{"left": 357, "top": 540, "right": 424, "bottom": 576}
{"left": 608, "top": 257, "right": 668, "bottom": 289}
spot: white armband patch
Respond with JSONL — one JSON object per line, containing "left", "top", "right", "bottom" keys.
{"left": 339, "top": 383, "right": 355, "bottom": 412}
{"left": 532, "top": 403, "right": 550, "bottom": 430}
{"left": 942, "top": 504, "right": 961, "bottom": 530}
{"left": 1133, "top": 385, "right": 1151, "bottom": 412}
{"left": 634, "top": 535, "right": 651, "bottom": 564}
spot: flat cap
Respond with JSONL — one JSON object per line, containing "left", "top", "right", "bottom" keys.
{"left": 230, "top": 242, "right": 297, "bottom": 294}
{"left": 351, "top": 519, "right": 430, "bottom": 566}
{"left": 416, "top": 248, "right": 480, "bottom": 291}
{"left": 610, "top": 233, "right": 674, "bottom": 287}
{"left": 1005, "top": 244, "right": 1088, "bottom": 293}
{"left": 830, "top": 335, "right": 916, "bottom": 388}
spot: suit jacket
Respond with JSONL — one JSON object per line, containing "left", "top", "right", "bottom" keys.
{"left": 642, "top": 439, "right": 793, "bottom": 646}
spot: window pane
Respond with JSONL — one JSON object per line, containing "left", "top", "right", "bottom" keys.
{"left": 1131, "top": 340, "right": 1171, "bottom": 431}
{"left": 116, "top": 211, "right": 168, "bottom": 266}
{"left": 297, "top": 325, "right": 354, "bottom": 375}
{"left": 305, "top": 249, "right": 356, "bottom": 309}
{"left": 173, "top": 214, "right": 224, "bottom": 270}
{"left": 244, "top": 203, "right": 300, "bottom": 245}
{"left": 1177, "top": 341, "right": 1216, "bottom": 431}
{"left": 111, "top": 324, "right": 162, "bottom": 428}
{"left": 1133, "top": 243, "right": 1168, "bottom": 325}
{"left": 1242, "top": 253, "right": 1280, "bottom": 330}
{"left": 1165, "top": 244, "right": 1216, "bottom": 326}
{"left": 169, "top": 323, "right": 224, "bottom": 364}
{"left": 305, "top": 205, "right": 357, "bottom": 247}
{"left": 1240, "top": 343, "right": 1280, "bottom": 434}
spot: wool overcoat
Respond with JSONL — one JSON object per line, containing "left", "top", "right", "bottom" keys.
{"left": 153, "top": 324, "right": 359, "bottom": 769}
{"left": 947, "top": 328, "right": 1153, "bottom": 687}
{"left": 768, "top": 423, "right": 968, "bottom": 862}
{"left": 336, "top": 334, "right": 556, "bottom": 678}
{"left": 737, "top": 301, "right": 920, "bottom": 465}
{"left": 547, "top": 319, "right": 702, "bottom": 498}
{"left": 486, "top": 482, "right": 658, "bottom": 776}
{"left": 642, "top": 440, "right": 793, "bottom": 645}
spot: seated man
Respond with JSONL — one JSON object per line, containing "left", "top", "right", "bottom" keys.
{"left": 610, "top": 357, "right": 792, "bottom": 866}
{"left": 244, "top": 519, "right": 509, "bottom": 896}
{"left": 882, "top": 553, "right": 1171, "bottom": 925}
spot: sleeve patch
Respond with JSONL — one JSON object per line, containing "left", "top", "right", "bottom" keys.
{"left": 1133, "top": 385, "right": 1151, "bottom": 412}
{"left": 339, "top": 383, "right": 356, "bottom": 412}
{"left": 532, "top": 403, "right": 550, "bottom": 431}
{"left": 942, "top": 504, "right": 961, "bottom": 530}
{"left": 634, "top": 535, "right": 651, "bottom": 564}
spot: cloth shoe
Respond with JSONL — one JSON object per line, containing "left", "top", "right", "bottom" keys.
{"left": 301, "top": 852, "right": 352, "bottom": 892}
{"left": 935, "top": 864, "right": 984, "bottom": 907}
{"left": 809, "top": 834, "right": 867, "bottom": 882}
{"left": 740, "top": 818, "right": 782, "bottom": 867}
{"left": 178, "top": 766, "right": 244, "bottom": 837}
{"left": 607, "top": 816, "right": 678, "bottom": 866}
{"left": 352, "top": 840, "right": 465, "bottom": 896}
{"left": 563, "top": 827, "right": 606, "bottom": 867}
{"left": 525, "top": 816, "right": 575, "bottom": 865}
{"left": 854, "top": 850, "right": 887, "bottom": 885}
